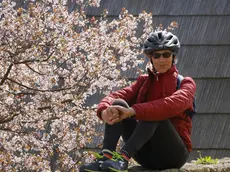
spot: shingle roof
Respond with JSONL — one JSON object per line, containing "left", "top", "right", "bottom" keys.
{"left": 84, "top": 0, "right": 230, "bottom": 160}
{"left": 86, "top": 0, "right": 230, "bottom": 15}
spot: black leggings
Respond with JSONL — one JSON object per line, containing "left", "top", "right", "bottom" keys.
{"left": 102, "top": 99, "right": 189, "bottom": 170}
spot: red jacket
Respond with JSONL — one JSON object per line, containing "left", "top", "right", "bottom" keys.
{"left": 97, "top": 65, "right": 196, "bottom": 152}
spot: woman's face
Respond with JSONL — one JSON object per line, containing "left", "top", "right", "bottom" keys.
{"left": 150, "top": 49, "right": 174, "bottom": 73}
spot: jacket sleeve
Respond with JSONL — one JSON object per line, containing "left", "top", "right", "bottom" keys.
{"left": 96, "top": 75, "right": 147, "bottom": 119}
{"left": 132, "top": 77, "right": 196, "bottom": 121}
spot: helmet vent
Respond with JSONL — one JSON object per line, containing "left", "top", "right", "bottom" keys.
{"left": 174, "top": 40, "right": 178, "bottom": 44}
{"left": 147, "top": 38, "right": 154, "bottom": 42}
{"left": 158, "top": 32, "right": 162, "bottom": 40}
{"left": 167, "top": 35, "right": 173, "bottom": 40}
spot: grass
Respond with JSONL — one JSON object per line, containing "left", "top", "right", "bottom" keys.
{"left": 195, "top": 151, "right": 219, "bottom": 165}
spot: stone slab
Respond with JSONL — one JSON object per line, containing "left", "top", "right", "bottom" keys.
{"left": 128, "top": 157, "right": 230, "bottom": 172}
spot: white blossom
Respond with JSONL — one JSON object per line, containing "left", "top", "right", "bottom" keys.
{"left": 0, "top": 0, "right": 159, "bottom": 171}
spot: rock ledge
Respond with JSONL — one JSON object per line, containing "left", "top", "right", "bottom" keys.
{"left": 128, "top": 157, "right": 230, "bottom": 172}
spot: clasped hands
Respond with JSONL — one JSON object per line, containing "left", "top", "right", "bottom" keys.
{"left": 101, "top": 105, "right": 136, "bottom": 125}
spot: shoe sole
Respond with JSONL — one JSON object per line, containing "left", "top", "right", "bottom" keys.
{"left": 108, "top": 167, "right": 128, "bottom": 172}
{"left": 84, "top": 170, "right": 101, "bottom": 172}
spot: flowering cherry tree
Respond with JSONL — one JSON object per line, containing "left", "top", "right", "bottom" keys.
{"left": 0, "top": 0, "right": 156, "bottom": 171}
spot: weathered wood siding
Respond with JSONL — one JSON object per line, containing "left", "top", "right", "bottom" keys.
{"left": 84, "top": 0, "right": 230, "bottom": 161}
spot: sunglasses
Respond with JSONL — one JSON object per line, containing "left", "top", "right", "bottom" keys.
{"left": 152, "top": 52, "right": 172, "bottom": 59}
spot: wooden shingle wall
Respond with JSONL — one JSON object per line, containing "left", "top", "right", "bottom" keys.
{"left": 84, "top": 0, "right": 230, "bottom": 161}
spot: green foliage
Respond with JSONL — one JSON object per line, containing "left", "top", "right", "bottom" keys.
{"left": 195, "top": 151, "right": 219, "bottom": 164}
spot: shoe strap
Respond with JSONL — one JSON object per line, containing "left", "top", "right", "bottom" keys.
{"left": 102, "top": 149, "right": 113, "bottom": 159}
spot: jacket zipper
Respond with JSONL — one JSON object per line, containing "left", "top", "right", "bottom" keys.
{"left": 156, "top": 72, "right": 159, "bottom": 81}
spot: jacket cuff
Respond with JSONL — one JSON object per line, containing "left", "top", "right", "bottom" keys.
{"left": 131, "top": 105, "right": 140, "bottom": 120}
{"left": 97, "top": 106, "right": 108, "bottom": 120}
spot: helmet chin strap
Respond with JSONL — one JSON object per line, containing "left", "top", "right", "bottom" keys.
{"left": 150, "top": 61, "right": 158, "bottom": 74}
{"left": 150, "top": 60, "right": 155, "bottom": 71}
{"left": 172, "top": 56, "right": 175, "bottom": 66}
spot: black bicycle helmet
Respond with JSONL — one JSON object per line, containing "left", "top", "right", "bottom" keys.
{"left": 143, "top": 30, "right": 180, "bottom": 55}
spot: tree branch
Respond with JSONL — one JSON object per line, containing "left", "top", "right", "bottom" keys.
{"left": 25, "top": 63, "right": 46, "bottom": 75}
{"left": 6, "top": 77, "right": 73, "bottom": 92}
{"left": 14, "top": 50, "right": 55, "bottom": 65}
{"left": 0, "top": 127, "right": 29, "bottom": 134}
{"left": 0, "top": 63, "right": 13, "bottom": 85}
{"left": 20, "top": 116, "right": 60, "bottom": 124}
{"left": 0, "top": 113, "right": 20, "bottom": 124}
{"left": 37, "top": 106, "right": 52, "bottom": 110}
